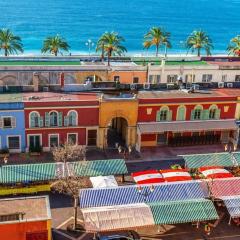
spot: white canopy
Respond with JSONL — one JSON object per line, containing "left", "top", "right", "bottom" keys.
{"left": 82, "top": 203, "right": 154, "bottom": 232}
{"left": 90, "top": 175, "right": 118, "bottom": 188}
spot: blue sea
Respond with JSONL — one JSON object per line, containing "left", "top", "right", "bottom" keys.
{"left": 0, "top": 0, "right": 239, "bottom": 55}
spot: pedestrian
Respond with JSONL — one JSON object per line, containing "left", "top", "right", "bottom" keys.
{"left": 204, "top": 223, "right": 211, "bottom": 236}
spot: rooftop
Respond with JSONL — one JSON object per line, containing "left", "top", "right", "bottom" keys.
{"left": 0, "top": 61, "right": 81, "bottom": 66}
{"left": 0, "top": 196, "right": 51, "bottom": 223}
{"left": 134, "top": 60, "right": 208, "bottom": 66}
{"left": 0, "top": 93, "right": 23, "bottom": 103}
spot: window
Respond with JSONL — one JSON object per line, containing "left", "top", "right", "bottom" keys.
{"left": 68, "top": 133, "right": 77, "bottom": 145}
{"left": 3, "top": 117, "right": 12, "bottom": 128}
{"left": 159, "top": 110, "right": 168, "bottom": 121}
{"left": 8, "top": 136, "right": 20, "bottom": 150}
{"left": 30, "top": 112, "right": 40, "bottom": 128}
{"left": 222, "top": 75, "right": 227, "bottom": 82}
{"left": 114, "top": 76, "right": 120, "bottom": 82}
{"left": 133, "top": 77, "right": 139, "bottom": 84}
{"left": 167, "top": 75, "right": 177, "bottom": 83}
{"left": 156, "top": 107, "right": 172, "bottom": 122}
{"left": 149, "top": 75, "right": 161, "bottom": 84}
{"left": 194, "top": 109, "right": 201, "bottom": 120}
{"left": 49, "top": 112, "right": 58, "bottom": 126}
{"left": 235, "top": 75, "right": 240, "bottom": 82}
{"left": 185, "top": 74, "right": 195, "bottom": 83}
{"left": 149, "top": 75, "right": 153, "bottom": 83}
{"left": 49, "top": 135, "right": 59, "bottom": 147}
{"left": 68, "top": 111, "right": 77, "bottom": 126}
{"left": 209, "top": 108, "right": 216, "bottom": 119}
{"left": 177, "top": 106, "right": 186, "bottom": 121}
{"left": 202, "top": 74, "right": 212, "bottom": 82}
{"left": 88, "top": 130, "right": 97, "bottom": 146}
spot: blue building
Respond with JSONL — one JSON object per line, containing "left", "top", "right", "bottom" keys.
{"left": 0, "top": 94, "right": 25, "bottom": 153}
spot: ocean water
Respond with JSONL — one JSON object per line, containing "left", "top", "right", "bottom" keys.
{"left": 0, "top": 0, "right": 239, "bottom": 55}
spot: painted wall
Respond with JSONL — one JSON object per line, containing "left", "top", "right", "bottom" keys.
{"left": 108, "top": 71, "right": 147, "bottom": 84}
{"left": 0, "top": 102, "right": 25, "bottom": 152}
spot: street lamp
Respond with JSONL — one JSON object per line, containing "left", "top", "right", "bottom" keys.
{"left": 137, "top": 185, "right": 155, "bottom": 201}
{"left": 85, "top": 39, "right": 94, "bottom": 56}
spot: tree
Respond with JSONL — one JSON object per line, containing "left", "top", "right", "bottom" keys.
{"left": 51, "top": 142, "right": 90, "bottom": 231}
{"left": 0, "top": 29, "right": 23, "bottom": 56}
{"left": 96, "top": 32, "right": 127, "bottom": 66}
{"left": 41, "top": 35, "right": 70, "bottom": 56}
{"left": 227, "top": 35, "right": 240, "bottom": 56}
{"left": 96, "top": 34, "right": 106, "bottom": 61}
{"left": 143, "top": 27, "right": 171, "bottom": 57}
{"left": 186, "top": 30, "right": 213, "bottom": 56}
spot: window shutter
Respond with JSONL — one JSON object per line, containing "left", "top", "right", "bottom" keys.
{"left": 11, "top": 117, "right": 16, "bottom": 128}
{"left": 30, "top": 114, "right": 35, "bottom": 128}
{"left": 64, "top": 116, "right": 69, "bottom": 126}
{"left": 58, "top": 112, "right": 63, "bottom": 126}
{"left": 191, "top": 110, "right": 195, "bottom": 120}
{"left": 39, "top": 116, "right": 44, "bottom": 127}
{"left": 45, "top": 112, "right": 50, "bottom": 127}
{"left": 72, "top": 113, "right": 77, "bottom": 126}
{"left": 215, "top": 109, "right": 221, "bottom": 119}
{"left": 156, "top": 111, "right": 160, "bottom": 122}
{"left": 0, "top": 117, "right": 2, "bottom": 128}
{"left": 202, "top": 110, "right": 209, "bottom": 120}
{"left": 167, "top": 110, "right": 172, "bottom": 121}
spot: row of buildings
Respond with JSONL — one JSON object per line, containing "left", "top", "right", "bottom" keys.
{"left": 1, "top": 88, "right": 240, "bottom": 153}
{"left": 1, "top": 57, "right": 240, "bottom": 89}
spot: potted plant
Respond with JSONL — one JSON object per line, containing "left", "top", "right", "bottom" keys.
{"left": 29, "top": 145, "right": 42, "bottom": 156}
{"left": 0, "top": 148, "right": 9, "bottom": 157}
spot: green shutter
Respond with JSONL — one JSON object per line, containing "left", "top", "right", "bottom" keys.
{"left": 30, "top": 114, "right": 35, "bottom": 128}
{"left": 58, "top": 112, "right": 63, "bottom": 126}
{"left": 191, "top": 110, "right": 195, "bottom": 120}
{"left": 215, "top": 109, "right": 221, "bottom": 119}
{"left": 64, "top": 116, "right": 69, "bottom": 126}
{"left": 202, "top": 110, "right": 209, "bottom": 120}
{"left": 39, "top": 117, "right": 44, "bottom": 127}
{"left": 156, "top": 111, "right": 160, "bottom": 122}
{"left": 45, "top": 112, "right": 50, "bottom": 127}
{"left": 177, "top": 107, "right": 185, "bottom": 121}
{"left": 72, "top": 112, "right": 77, "bottom": 126}
{"left": 167, "top": 110, "right": 172, "bottom": 121}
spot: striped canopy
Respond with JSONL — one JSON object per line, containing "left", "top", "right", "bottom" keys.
{"left": 132, "top": 170, "right": 164, "bottom": 184}
{"left": 209, "top": 177, "right": 240, "bottom": 198}
{"left": 149, "top": 199, "right": 218, "bottom": 225}
{"left": 160, "top": 169, "right": 192, "bottom": 182}
{"left": 232, "top": 152, "right": 240, "bottom": 165}
{"left": 82, "top": 203, "right": 155, "bottom": 232}
{"left": 222, "top": 196, "right": 240, "bottom": 218}
{"left": 181, "top": 153, "right": 235, "bottom": 168}
{"left": 80, "top": 181, "right": 207, "bottom": 208}
{"left": 199, "top": 166, "right": 233, "bottom": 179}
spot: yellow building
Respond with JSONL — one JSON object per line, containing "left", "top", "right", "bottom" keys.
{"left": 98, "top": 94, "right": 138, "bottom": 149}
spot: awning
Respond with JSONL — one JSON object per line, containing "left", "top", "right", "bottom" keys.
{"left": 149, "top": 199, "right": 218, "bottom": 225}
{"left": 82, "top": 203, "right": 155, "bottom": 232}
{"left": 79, "top": 181, "right": 207, "bottom": 208}
{"left": 160, "top": 169, "right": 192, "bottom": 182}
{"left": 181, "top": 152, "right": 235, "bottom": 168}
{"left": 138, "top": 119, "right": 237, "bottom": 134}
{"left": 199, "top": 166, "right": 234, "bottom": 179}
{"left": 208, "top": 177, "right": 240, "bottom": 198}
{"left": 221, "top": 196, "right": 240, "bottom": 218}
{"left": 90, "top": 176, "right": 118, "bottom": 188}
{"left": 232, "top": 152, "right": 240, "bottom": 165}
{"left": 132, "top": 170, "right": 164, "bottom": 184}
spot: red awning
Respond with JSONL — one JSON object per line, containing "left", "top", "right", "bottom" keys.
{"left": 132, "top": 170, "right": 164, "bottom": 184}
{"left": 160, "top": 169, "right": 192, "bottom": 182}
{"left": 199, "top": 166, "right": 233, "bottom": 179}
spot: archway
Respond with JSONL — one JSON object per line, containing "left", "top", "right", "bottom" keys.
{"left": 107, "top": 117, "right": 128, "bottom": 148}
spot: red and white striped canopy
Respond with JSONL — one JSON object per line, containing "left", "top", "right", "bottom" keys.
{"left": 132, "top": 170, "right": 164, "bottom": 184}
{"left": 160, "top": 169, "right": 192, "bottom": 182}
{"left": 199, "top": 166, "right": 233, "bottom": 179}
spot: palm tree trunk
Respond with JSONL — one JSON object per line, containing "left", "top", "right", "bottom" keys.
{"left": 73, "top": 197, "right": 78, "bottom": 230}
{"left": 164, "top": 44, "right": 167, "bottom": 58}
{"left": 54, "top": 51, "right": 57, "bottom": 57}
{"left": 101, "top": 44, "right": 104, "bottom": 62}
{"left": 156, "top": 45, "right": 159, "bottom": 57}
{"left": 4, "top": 48, "right": 7, "bottom": 57}
{"left": 197, "top": 48, "right": 200, "bottom": 57}
{"left": 107, "top": 51, "right": 111, "bottom": 66}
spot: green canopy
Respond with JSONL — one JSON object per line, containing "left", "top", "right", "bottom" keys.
{"left": 180, "top": 152, "right": 234, "bottom": 168}
{"left": 149, "top": 199, "right": 218, "bottom": 225}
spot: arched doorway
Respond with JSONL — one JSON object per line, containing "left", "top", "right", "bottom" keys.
{"left": 107, "top": 117, "right": 128, "bottom": 148}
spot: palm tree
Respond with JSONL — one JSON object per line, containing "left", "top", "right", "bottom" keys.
{"left": 227, "top": 35, "right": 240, "bottom": 56}
{"left": 143, "top": 27, "right": 171, "bottom": 57}
{"left": 0, "top": 29, "right": 23, "bottom": 56}
{"left": 96, "top": 32, "right": 127, "bottom": 66}
{"left": 41, "top": 35, "right": 70, "bottom": 56}
{"left": 186, "top": 30, "right": 213, "bottom": 56}
{"left": 96, "top": 34, "right": 106, "bottom": 61}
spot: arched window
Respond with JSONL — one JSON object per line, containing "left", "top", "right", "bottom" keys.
{"left": 156, "top": 106, "right": 172, "bottom": 122}
{"left": 50, "top": 111, "right": 58, "bottom": 127}
{"left": 209, "top": 105, "right": 219, "bottom": 120}
{"left": 177, "top": 106, "right": 186, "bottom": 121}
{"left": 192, "top": 105, "right": 203, "bottom": 120}
{"left": 68, "top": 111, "right": 78, "bottom": 126}
{"left": 30, "top": 112, "right": 40, "bottom": 128}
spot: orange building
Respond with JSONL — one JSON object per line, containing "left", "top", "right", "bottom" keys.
{"left": 0, "top": 196, "right": 51, "bottom": 240}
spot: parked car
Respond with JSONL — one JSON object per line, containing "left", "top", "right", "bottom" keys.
{"left": 95, "top": 231, "right": 140, "bottom": 240}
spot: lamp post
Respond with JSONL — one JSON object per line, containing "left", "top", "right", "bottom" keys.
{"left": 85, "top": 39, "right": 94, "bottom": 56}
{"left": 137, "top": 185, "right": 155, "bottom": 201}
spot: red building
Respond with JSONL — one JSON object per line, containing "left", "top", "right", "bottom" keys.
{"left": 136, "top": 89, "right": 238, "bottom": 151}
{"left": 23, "top": 92, "right": 99, "bottom": 152}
